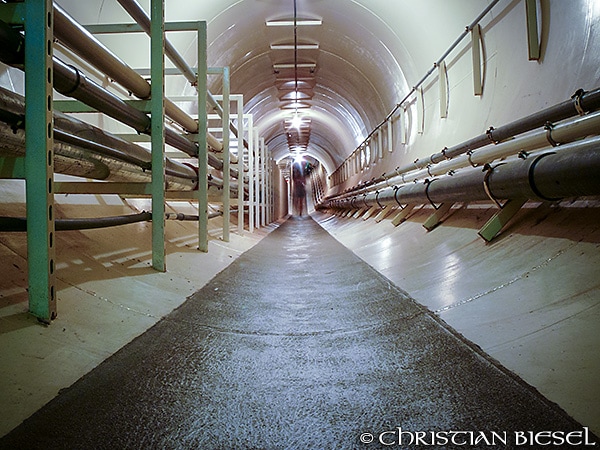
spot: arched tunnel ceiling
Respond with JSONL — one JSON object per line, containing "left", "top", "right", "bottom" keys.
{"left": 55, "top": 0, "right": 486, "bottom": 174}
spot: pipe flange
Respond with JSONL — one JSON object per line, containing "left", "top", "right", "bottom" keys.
{"left": 424, "top": 178, "right": 442, "bottom": 210}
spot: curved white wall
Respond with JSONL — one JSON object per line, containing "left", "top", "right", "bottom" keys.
{"left": 333, "top": 0, "right": 600, "bottom": 193}
{"left": 1, "top": 0, "right": 599, "bottom": 438}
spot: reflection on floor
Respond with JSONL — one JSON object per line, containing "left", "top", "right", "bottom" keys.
{"left": 314, "top": 200, "right": 600, "bottom": 435}
{"left": 1, "top": 216, "right": 595, "bottom": 449}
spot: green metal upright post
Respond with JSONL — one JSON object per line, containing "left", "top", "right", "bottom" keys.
{"left": 25, "top": 0, "right": 56, "bottom": 322}
{"left": 222, "top": 66, "right": 230, "bottom": 242}
{"left": 151, "top": 0, "right": 166, "bottom": 271}
{"left": 197, "top": 21, "right": 209, "bottom": 252}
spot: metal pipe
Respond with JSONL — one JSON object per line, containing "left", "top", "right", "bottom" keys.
{"left": 343, "top": 109, "right": 600, "bottom": 198}
{"left": 381, "top": 87, "right": 600, "bottom": 183}
{"left": 114, "top": 0, "right": 249, "bottom": 151}
{"left": 0, "top": 19, "right": 225, "bottom": 166}
{"left": 333, "top": 0, "right": 503, "bottom": 178}
{"left": 0, "top": 210, "right": 224, "bottom": 232}
{"left": 115, "top": 0, "right": 196, "bottom": 84}
{"left": 321, "top": 137, "right": 600, "bottom": 210}
{"left": 0, "top": 212, "right": 152, "bottom": 232}
{"left": 208, "top": 174, "right": 248, "bottom": 196}
{"left": 0, "top": 85, "right": 197, "bottom": 186}
{"left": 53, "top": 4, "right": 151, "bottom": 99}
{"left": 52, "top": 58, "right": 152, "bottom": 132}
{"left": 331, "top": 86, "right": 600, "bottom": 198}
{"left": 53, "top": 4, "right": 226, "bottom": 149}
{"left": 165, "top": 211, "right": 222, "bottom": 221}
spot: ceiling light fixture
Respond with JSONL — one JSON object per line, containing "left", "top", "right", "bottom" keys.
{"left": 270, "top": 43, "right": 319, "bottom": 50}
{"left": 273, "top": 62, "right": 316, "bottom": 70}
{"left": 292, "top": 0, "right": 301, "bottom": 136}
{"left": 266, "top": 19, "right": 322, "bottom": 27}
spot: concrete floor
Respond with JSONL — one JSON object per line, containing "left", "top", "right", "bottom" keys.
{"left": 1, "top": 216, "right": 595, "bottom": 449}
{"left": 1, "top": 183, "right": 599, "bottom": 446}
{"left": 314, "top": 199, "right": 600, "bottom": 436}
{"left": 0, "top": 188, "right": 278, "bottom": 438}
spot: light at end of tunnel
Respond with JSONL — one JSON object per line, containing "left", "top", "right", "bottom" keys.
{"left": 290, "top": 114, "right": 303, "bottom": 130}
{"left": 293, "top": 152, "right": 305, "bottom": 163}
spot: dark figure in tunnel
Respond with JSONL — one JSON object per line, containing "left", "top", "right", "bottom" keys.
{"left": 291, "top": 161, "right": 307, "bottom": 216}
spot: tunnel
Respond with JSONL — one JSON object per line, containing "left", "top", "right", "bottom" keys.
{"left": 0, "top": 0, "right": 599, "bottom": 448}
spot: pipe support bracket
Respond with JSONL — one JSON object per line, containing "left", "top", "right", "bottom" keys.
{"left": 482, "top": 163, "right": 506, "bottom": 209}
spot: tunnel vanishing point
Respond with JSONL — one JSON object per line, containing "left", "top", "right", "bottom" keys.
{"left": 0, "top": 1, "right": 599, "bottom": 448}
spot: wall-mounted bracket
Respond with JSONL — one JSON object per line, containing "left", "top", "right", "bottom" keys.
{"left": 417, "top": 87, "right": 425, "bottom": 134}
{"left": 525, "top": 0, "right": 541, "bottom": 60}
{"left": 471, "top": 23, "right": 484, "bottom": 96}
{"left": 352, "top": 207, "right": 368, "bottom": 219}
{"left": 438, "top": 60, "right": 449, "bottom": 118}
{"left": 478, "top": 198, "right": 527, "bottom": 242}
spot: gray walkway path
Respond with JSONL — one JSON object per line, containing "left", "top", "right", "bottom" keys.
{"left": 0, "top": 216, "right": 595, "bottom": 449}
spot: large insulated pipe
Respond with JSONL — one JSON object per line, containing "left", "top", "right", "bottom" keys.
{"left": 0, "top": 210, "right": 224, "bottom": 232}
{"left": 397, "top": 109, "right": 600, "bottom": 184}
{"left": 0, "top": 86, "right": 197, "bottom": 186}
{"left": 337, "top": 109, "right": 600, "bottom": 200}
{"left": 0, "top": 121, "right": 196, "bottom": 189}
{"left": 332, "top": 86, "right": 600, "bottom": 199}
{"left": 321, "top": 137, "right": 600, "bottom": 210}
{"left": 383, "top": 88, "right": 600, "bottom": 181}
{"left": 0, "top": 19, "right": 202, "bottom": 162}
